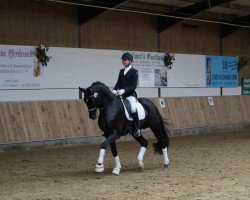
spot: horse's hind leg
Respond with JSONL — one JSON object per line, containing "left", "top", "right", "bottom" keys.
{"left": 162, "top": 147, "right": 169, "bottom": 168}
{"left": 133, "top": 135, "right": 148, "bottom": 168}
{"left": 150, "top": 126, "right": 169, "bottom": 168}
{"left": 110, "top": 141, "right": 121, "bottom": 175}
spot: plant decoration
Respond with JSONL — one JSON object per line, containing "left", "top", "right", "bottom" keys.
{"left": 238, "top": 56, "right": 249, "bottom": 72}
{"left": 164, "top": 52, "right": 175, "bottom": 69}
{"left": 34, "top": 44, "right": 52, "bottom": 66}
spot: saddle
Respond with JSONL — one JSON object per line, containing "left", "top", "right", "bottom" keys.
{"left": 121, "top": 98, "right": 146, "bottom": 121}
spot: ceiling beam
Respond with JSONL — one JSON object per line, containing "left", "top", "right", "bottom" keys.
{"left": 78, "top": 0, "right": 128, "bottom": 25}
{"left": 157, "top": 0, "right": 235, "bottom": 32}
{"left": 227, "top": 2, "right": 250, "bottom": 12}
{"left": 221, "top": 14, "right": 250, "bottom": 38}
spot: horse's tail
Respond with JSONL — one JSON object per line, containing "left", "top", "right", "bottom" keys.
{"left": 160, "top": 115, "right": 170, "bottom": 148}
{"left": 139, "top": 98, "right": 170, "bottom": 155}
{"left": 152, "top": 107, "right": 170, "bottom": 155}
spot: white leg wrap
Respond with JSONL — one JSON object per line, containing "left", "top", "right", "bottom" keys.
{"left": 137, "top": 147, "right": 146, "bottom": 161}
{"left": 97, "top": 149, "right": 106, "bottom": 164}
{"left": 95, "top": 163, "right": 104, "bottom": 173}
{"left": 112, "top": 156, "right": 121, "bottom": 175}
{"left": 137, "top": 147, "right": 146, "bottom": 168}
{"left": 162, "top": 147, "right": 169, "bottom": 166}
{"left": 138, "top": 160, "right": 144, "bottom": 168}
{"left": 95, "top": 149, "right": 106, "bottom": 172}
{"left": 114, "top": 156, "right": 121, "bottom": 169}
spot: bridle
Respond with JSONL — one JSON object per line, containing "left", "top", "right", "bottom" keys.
{"left": 85, "top": 94, "right": 98, "bottom": 113}
{"left": 85, "top": 93, "right": 113, "bottom": 113}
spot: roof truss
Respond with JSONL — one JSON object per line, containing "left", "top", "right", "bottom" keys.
{"left": 221, "top": 14, "right": 250, "bottom": 37}
{"left": 78, "top": 0, "right": 128, "bottom": 25}
{"left": 157, "top": 0, "right": 235, "bottom": 32}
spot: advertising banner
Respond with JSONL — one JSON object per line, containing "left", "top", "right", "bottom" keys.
{"left": 131, "top": 51, "right": 206, "bottom": 87}
{"left": 206, "top": 55, "right": 238, "bottom": 87}
{"left": 0, "top": 45, "right": 43, "bottom": 89}
{"left": 131, "top": 51, "right": 164, "bottom": 87}
{"left": 1, "top": 44, "right": 223, "bottom": 90}
{"left": 242, "top": 77, "right": 250, "bottom": 95}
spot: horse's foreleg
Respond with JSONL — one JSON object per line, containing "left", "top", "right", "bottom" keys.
{"left": 110, "top": 141, "right": 121, "bottom": 175}
{"left": 95, "top": 132, "right": 120, "bottom": 173}
{"left": 137, "top": 146, "right": 146, "bottom": 168}
{"left": 133, "top": 135, "right": 148, "bottom": 168}
{"left": 95, "top": 149, "right": 105, "bottom": 172}
{"left": 162, "top": 147, "right": 169, "bottom": 168}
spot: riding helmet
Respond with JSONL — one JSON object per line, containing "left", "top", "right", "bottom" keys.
{"left": 121, "top": 52, "right": 133, "bottom": 62}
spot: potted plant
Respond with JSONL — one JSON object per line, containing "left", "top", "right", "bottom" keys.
{"left": 33, "top": 44, "right": 51, "bottom": 77}
{"left": 34, "top": 44, "right": 51, "bottom": 66}
{"left": 238, "top": 56, "right": 249, "bottom": 72}
{"left": 164, "top": 52, "right": 175, "bottom": 69}
{"left": 155, "top": 52, "right": 175, "bottom": 86}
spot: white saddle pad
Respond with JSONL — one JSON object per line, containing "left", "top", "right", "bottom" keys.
{"left": 121, "top": 100, "right": 146, "bottom": 121}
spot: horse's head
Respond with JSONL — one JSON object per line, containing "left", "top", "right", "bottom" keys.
{"left": 79, "top": 86, "right": 99, "bottom": 120}
{"left": 80, "top": 82, "right": 115, "bottom": 119}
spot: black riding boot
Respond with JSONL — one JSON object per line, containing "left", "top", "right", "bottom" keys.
{"left": 131, "top": 111, "right": 141, "bottom": 137}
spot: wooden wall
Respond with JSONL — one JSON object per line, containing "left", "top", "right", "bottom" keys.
{"left": 221, "top": 29, "right": 250, "bottom": 57}
{"left": 153, "top": 96, "right": 250, "bottom": 128}
{"left": 221, "top": 29, "right": 250, "bottom": 82}
{"left": 0, "top": 100, "right": 100, "bottom": 143}
{"left": 79, "top": 11, "right": 158, "bottom": 51}
{"left": 159, "top": 22, "right": 221, "bottom": 55}
{"left": 0, "top": 96, "right": 250, "bottom": 144}
{"left": 0, "top": 0, "right": 78, "bottom": 47}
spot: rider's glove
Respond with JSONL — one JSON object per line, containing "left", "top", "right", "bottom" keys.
{"left": 112, "top": 90, "right": 118, "bottom": 96}
{"left": 117, "top": 89, "right": 125, "bottom": 96}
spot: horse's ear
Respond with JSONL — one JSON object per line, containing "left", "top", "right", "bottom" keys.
{"left": 79, "top": 87, "right": 86, "bottom": 93}
{"left": 94, "top": 93, "right": 98, "bottom": 98}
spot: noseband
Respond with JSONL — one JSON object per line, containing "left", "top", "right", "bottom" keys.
{"left": 85, "top": 94, "right": 98, "bottom": 113}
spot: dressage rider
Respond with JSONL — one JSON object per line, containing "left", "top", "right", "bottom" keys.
{"left": 113, "top": 52, "right": 141, "bottom": 137}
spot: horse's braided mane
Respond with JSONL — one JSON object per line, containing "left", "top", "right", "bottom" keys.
{"left": 91, "top": 81, "right": 110, "bottom": 92}
{"left": 91, "top": 81, "right": 106, "bottom": 87}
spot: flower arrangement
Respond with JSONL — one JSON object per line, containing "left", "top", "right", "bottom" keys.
{"left": 238, "top": 56, "right": 249, "bottom": 72}
{"left": 164, "top": 52, "right": 175, "bottom": 69}
{"left": 34, "top": 44, "right": 51, "bottom": 66}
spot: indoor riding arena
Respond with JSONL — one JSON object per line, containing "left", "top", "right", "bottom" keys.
{"left": 0, "top": 99, "right": 250, "bottom": 199}
{"left": 0, "top": 0, "right": 250, "bottom": 200}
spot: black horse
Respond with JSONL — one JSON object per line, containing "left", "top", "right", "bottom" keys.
{"left": 79, "top": 81, "right": 170, "bottom": 175}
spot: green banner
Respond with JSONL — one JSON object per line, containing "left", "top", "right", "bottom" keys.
{"left": 242, "top": 78, "right": 250, "bottom": 95}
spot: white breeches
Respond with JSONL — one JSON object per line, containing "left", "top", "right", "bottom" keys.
{"left": 126, "top": 96, "right": 137, "bottom": 113}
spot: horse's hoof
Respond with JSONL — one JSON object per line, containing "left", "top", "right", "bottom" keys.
{"left": 138, "top": 160, "right": 145, "bottom": 169}
{"left": 112, "top": 167, "right": 121, "bottom": 175}
{"left": 164, "top": 164, "right": 169, "bottom": 169}
{"left": 95, "top": 163, "right": 104, "bottom": 173}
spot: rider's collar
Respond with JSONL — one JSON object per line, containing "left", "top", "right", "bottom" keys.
{"left": 124, "top": 65, "right": 132, "bottom": 75}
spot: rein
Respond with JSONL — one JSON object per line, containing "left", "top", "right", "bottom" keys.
{"left": 99, "top": 100, "right": 114, "bottom": 111}
{"left": 88, "top": 99, "right": 114, "bottom": 112}
{"left": 88, "top": 107, "right": 98, "bottom": 112}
